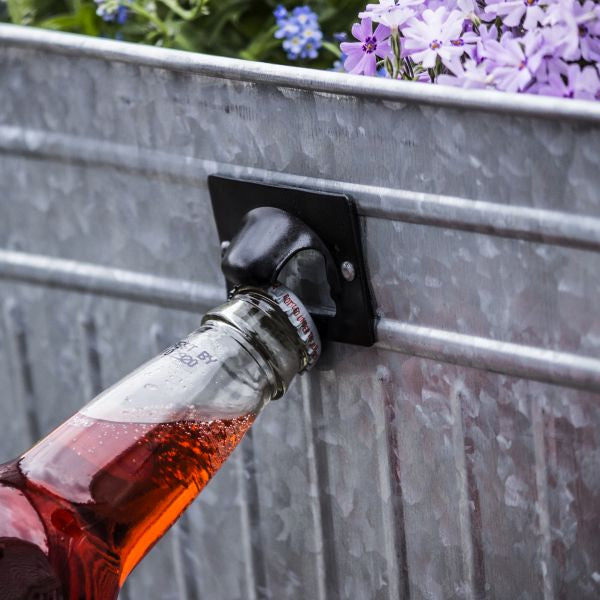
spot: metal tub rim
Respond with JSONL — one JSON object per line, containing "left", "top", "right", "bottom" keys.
{"left": 1, "top": 23, "right": 600, "bottom": 124}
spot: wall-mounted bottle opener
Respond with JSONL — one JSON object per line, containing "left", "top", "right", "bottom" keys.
{"left": 208, "top": 175, "right": 375, "bottom": 347}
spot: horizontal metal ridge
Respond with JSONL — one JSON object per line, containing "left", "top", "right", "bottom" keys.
{"left": 376, "top": 319, "right": 600, "bottom": 393}
{"left": 1, "top": 250, "right": 598, "bottom": 392}
{"left": 356, "top": 192, "right": 600, "bottom": 252}
{"left": 2, "top": 125, "right": 599, "bottom": 253}
{"left": 1, "top": 24, "right": 600, "bottom": 123}
{"left": 0, "top": 249, "right": 225, "bottom": 311}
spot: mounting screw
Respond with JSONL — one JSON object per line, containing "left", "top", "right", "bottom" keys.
{"left": 220, "top": 240, "right": 230, "bottom": 257}
{"left": 340, "top": 261, "right": 356, "bottom": 282}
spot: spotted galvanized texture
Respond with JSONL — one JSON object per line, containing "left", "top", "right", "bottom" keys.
{"left": 0, "top": 25, "right": 600, "bottom": 600}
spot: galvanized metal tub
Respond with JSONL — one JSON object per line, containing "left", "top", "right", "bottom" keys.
{"left": 1, "top": 23, "right": 600, "bottom": 600}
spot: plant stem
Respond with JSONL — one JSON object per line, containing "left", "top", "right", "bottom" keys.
{"left": 128, "top": 2, "right": 169, "bottom": 37}
{"left": 156, "top": 0, "right": 207, "bottom": 21}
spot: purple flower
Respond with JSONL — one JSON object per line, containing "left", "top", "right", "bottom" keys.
{"left": 485, "top": 0, "right": 545, "bottom": 31}
{"left": 529, "top": 26, "right": 570, "bottom": 83}
{"left": 483, "top": 31, "right": 545, "bottom": 92}
{"left": 340, "top": 18, "right": 392, "bottom": 76}
{"left": 455, "top": 0, "right": 477, "bottom": 16}
{"left": 581, "top": 31, "right": 600, "bottom": 63}
{"left": 425, "top": 0, "right": 478, "bottom": 14}
{"left": 459, "top": 28, "right": 480, "bottom": 59}
{"left": 473, "top": 23, "right": 499, "bottom": 63}
{"left": 439, "top": 58, "right": 491, "bottom": 88}
{"left": 536, "top": 63, "right": 600, "bottom": 99}
{"left": 543, "top": 0, "right": 600, "bottom": 62}
{"left": 402, "top": 7, "right": 466, "bottom": 69}
{"left": 359, "top": 0, "right": 421, "bottom": 30}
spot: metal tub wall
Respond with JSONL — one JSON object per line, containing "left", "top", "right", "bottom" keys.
{"left": 1, "top": 24, "right": 600, "bottom": 600}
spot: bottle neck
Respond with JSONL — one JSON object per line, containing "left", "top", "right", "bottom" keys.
{"left": 202, "top": 287, "right": 312, "bottom": 400}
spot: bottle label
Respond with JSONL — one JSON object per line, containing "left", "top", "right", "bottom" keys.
{"left": 266, "top": 283, "right": 321, "bottom": 370}
{"left": 163, "top": 339, "right": 219, "bottom": 369}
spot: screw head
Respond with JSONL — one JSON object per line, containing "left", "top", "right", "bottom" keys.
{"left": 340, "top": 260, "right": 356, "bottom": 282}
{"left": 220, "top": 240, "right": 230, "bottom": 257}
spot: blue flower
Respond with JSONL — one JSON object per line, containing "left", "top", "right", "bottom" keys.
{"left": 300, "top": 38, "right": 320, "bottom": 60}
{"left": 275, "top": 19, "right": 300, "bottom": 40}
{"left": 95, "top": 0, "right": 128, "bottom": 23}
{"left": 274, "top": 5, "right": 322, "bottom": 61}
{"left": 330, "top": 53, "right": 348, "bottom": 72}
{"left": 283, "top": 34, "right": 305, "bottom": 58}
{"left": 274, "top": 5, "right": 288, "bottom": 22}
{"left": 292, "top": 6, "right": 318, "bottom": 26}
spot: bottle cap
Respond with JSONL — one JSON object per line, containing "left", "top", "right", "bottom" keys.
{"left": 265, "top": 283, "right": 321, "bottom": 371}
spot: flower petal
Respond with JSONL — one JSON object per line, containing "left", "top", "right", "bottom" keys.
{"left": 373, "top": 22, "right": 391, "bottom": 41}
{"left": 340, "top": 42, "right": 363, "bottom": 55}
{"left": 344, "top": 50, "right": 365, "bottom": 72}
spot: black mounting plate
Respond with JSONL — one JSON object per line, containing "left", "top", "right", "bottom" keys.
{"left": 208, "top": 175, "right": 375, "bottom": 347}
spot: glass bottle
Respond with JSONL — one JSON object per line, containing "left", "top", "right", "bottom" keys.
{"left": 0, "top": 284, "right": 320, "bottom": 599}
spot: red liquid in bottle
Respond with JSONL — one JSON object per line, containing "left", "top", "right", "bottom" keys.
{"left": 0, "top": 412, "right": 254, "bottom": 599}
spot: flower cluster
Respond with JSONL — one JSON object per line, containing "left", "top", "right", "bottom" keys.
{"left": 274, "top": 5, "right": 323, "bottom": 60}
{"left": 342, "top": 0, "right": 600, "bottom": 100}
{"left": 94, "top": 0, "right": 128, "bottom": 24}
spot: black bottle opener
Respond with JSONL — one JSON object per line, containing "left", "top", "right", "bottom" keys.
{"left": 208, "top": 176, "right": 375, "bottom": 347}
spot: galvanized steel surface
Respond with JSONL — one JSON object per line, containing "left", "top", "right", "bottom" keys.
{"left": 1, "top": 24, "right": 600, "bottom": 600}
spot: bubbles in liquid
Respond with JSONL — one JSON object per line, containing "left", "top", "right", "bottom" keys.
{"left": 9, "top": 411, "right": 255, "bottom": 598}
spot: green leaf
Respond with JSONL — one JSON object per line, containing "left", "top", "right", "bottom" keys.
{"left": 38, "top": 2, "right": 100, "bottom": 35}
{"left": 321, "top": 40, "right": 341, "bottom": 58}
{"left": 38, "top": 13, "right": 81, "bottom": 29}
{"left": 239, "top": 23, "right": 278, "bottom": 61}
{"left": 7, "top": 0, "right": 38, "bottom": 24}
